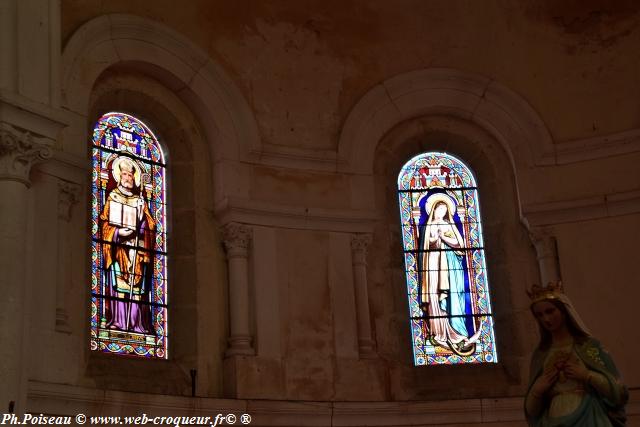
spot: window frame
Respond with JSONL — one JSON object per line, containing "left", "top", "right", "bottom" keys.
{"left": 89, "top": 111, "right": 169, "bottom": 359}
{"left": 397, "top": 151, "right": 498, "bottom": 366}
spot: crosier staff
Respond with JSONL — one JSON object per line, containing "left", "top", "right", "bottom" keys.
{"left": 124, "top": 173, "right": 150, "bottom": 332}
{"left": 124, "top": 200, "right": 141, "bottom": 332}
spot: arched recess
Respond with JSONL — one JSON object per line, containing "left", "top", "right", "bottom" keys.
{"left": 62, "top": 13, "right": 260, "bottom": 201}
{"left": 82, "top": 70, "right": 227, "bottom": 396}
{"left": 59, "top": 15, "right": 247, "bottom": 396}
{"left": 338, "top": 68, "right": 555, "bottom": 179}
{"left": 367, "top": 115, "right": 540, "bottom": 399}
{"left": 339, "top": 69, "right": 546, "bottom": 398}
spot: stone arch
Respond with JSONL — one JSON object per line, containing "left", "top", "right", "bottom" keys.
{"left": 338, "top": 68, "right": 555, "bottom": 180}
{"left": 62, "top": 14, "right": 259, "bottom": 195}
{"left": 367, "top": 115, "right": 540, "bottom": 398}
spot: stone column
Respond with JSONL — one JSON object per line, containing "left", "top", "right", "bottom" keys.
{"left": 222, "top": 223, "right": 255, "bottom": 356}
{"left": 0, "top": 0, "right": 67, "bottom": 414}
{"left": 0, "top": 125, "right": 53, "bottom": 414}
{"left": 530, "top": 229, "right": 561, "bottom": 286}
{"left": 351, "top": 233, "right": 376, "bottom": 358}
{"left": 55, "top": 181, "right": 80, "bottom": 333}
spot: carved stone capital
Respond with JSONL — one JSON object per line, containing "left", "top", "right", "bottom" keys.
{"left": 351, "top": 233, "right": 372, "bottom": 253}
{"left": 529, "top": 229, "right": 557, "bottom": 260}
{"left": 221, "top": 222, "right": 253, "bottom": 256}
{"left": 0, "top": 124, "right": 53, "bottom": 185}
{"left": 351, "top": 233, "right": 372, "bottom": 267}
{"left": 58, "top": 181, "right": 81, "bottom": 222}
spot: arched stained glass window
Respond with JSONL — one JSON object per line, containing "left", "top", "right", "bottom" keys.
{"left": 90, "top": 112, "right": 168, "bottom": 359}
{"left": 398, "top": 152, "right": 497, "bottom": 365}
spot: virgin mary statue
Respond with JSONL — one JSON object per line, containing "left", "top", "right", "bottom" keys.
{"left": 418, "top": 193, "right": 481, "bottom": 355}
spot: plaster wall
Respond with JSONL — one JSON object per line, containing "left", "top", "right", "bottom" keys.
{"left": 553, "top": 214, "right": 640, "bottom": 386}
{"left": 60, "top": 0, "right": 640, "bottom": 148}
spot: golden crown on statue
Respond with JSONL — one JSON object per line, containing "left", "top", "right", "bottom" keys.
{"left": 526, "top": 281, "right": 564, "bottom": 304}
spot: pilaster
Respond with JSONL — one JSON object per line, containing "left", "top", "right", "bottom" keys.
{"left": 350, "top": 233, "right": 376, "bottom": 358}
{"left": 55, "top": 181, "right": 80, "bottom": 333}
{"left": 0, "top": 125, "right": 56, "bottom": 414}
{"left": 529, "top": 228, "right": 561, "bottom": 286}
{"left": 221, "top": 222, "right": 255, "bottom": 357}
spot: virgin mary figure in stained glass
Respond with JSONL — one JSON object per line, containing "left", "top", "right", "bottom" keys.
{"left": 398, "top": 151, "right": 497, "bottom": 365}
{"left": 418, "top": 192, "right": 481, "bottom": 356}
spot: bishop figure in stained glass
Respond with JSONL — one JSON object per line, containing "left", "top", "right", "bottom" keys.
{"left": 91, "top": 112, "right": 168, "bottom": 358}
{"left": 100, "top": 156, "right": 155, "bottom": 334}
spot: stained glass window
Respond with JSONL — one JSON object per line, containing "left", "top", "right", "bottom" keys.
{"left": 90, "top": 112, "right": 168, "bottom": 359}
{"left": 398, "top": 152, "right": 497, "bottom": 365}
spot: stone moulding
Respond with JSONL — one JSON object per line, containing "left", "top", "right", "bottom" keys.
{"left": 214, "top": 197, "right": 378, "bottom": 233}
{"left": 0, "top": 91, "right": 70, "bottom": 141}
{"left": 553, "top": 127, "right": 640, "bottom": 165}
{"left": 249, "top": 142, "right": 344, "bottom": 173}
{"left": 27, "top": 379, "right": 640, "bottom": 425}
{"left": 24, "top": 381, "right": 530, "bottom": 426}
{"left": 522, "top": 188, "right": 640, "bottom": 227}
